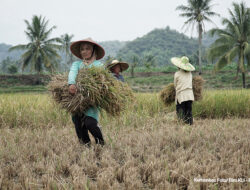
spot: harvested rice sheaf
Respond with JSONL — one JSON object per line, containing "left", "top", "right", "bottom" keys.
{"left": 192, "top": 76, "right": 205, "bottom": 101}
{"left": 160, "top": 83, "right": 175, "bottom": 106}
{"left": 160, "top": 76, "right": 205, "bottom": 106}
{"left": 48, "top": 66, "right": 134, "bottom": 116}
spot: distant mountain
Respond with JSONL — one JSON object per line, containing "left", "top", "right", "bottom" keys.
{"left": 0, "top": 27, "right": 217, "bottom": 71}
{"left": 0, "top": 41, "right": 127, "bottom": 63}
{"left": 99, "top": 40, "right": 127, "bottom": 58}
{"left": 117, "top": 26, "right": 199, "bottom": 66}
{"left": 0, "top": 43, "right": 23, "bottom": 62}
{"left": 0, "top": 41, "right": 127, "bottom": 73}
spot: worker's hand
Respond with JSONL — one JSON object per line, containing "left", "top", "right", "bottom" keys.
{"left": 69, "top": 84, "right": 77, "bottom": 95}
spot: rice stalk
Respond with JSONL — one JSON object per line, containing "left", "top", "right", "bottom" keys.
{"left": 47, "top": 67, "right": 134, "bottom": 116}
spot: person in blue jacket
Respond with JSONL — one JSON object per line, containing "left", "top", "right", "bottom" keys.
{"left": 68, "top": 38, "right": 105, "bottom": 146}
{"left": 106, "top": 60, "right": 129, "bottom": 82}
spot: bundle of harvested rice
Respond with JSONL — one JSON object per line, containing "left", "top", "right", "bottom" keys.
{"left": 160, "top": 76, "right": 205, "bottom": 106}
{"left": 192, "top": 76, "right": 205, "bottom": 101}
{"left": 48, "top": 66, "right": 133, "bottom": 116}
{"left": 160, "top": 83, "right": 175, "bottom": 106}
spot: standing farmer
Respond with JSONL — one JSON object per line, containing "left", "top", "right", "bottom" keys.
{"left": 171, "top": 56, "right": 195, "bottom": 125}
{"left": 106, "top": 60, "right": 129, "bottom": 82}
{"left": 68, "top": 38, "right": 105, "bottom": 145}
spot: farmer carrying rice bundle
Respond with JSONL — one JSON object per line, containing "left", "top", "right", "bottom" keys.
{"left": 48, "top": 38, "right": 133, "bottom": 146}
{"left": 160, "top": 56, "right": 204, "bottom": 125}
{"left": 68, "top": 38, "right": 105, "bottom": 146}
{"left": 173, "top": 56, "right": 195, "bottom": 125}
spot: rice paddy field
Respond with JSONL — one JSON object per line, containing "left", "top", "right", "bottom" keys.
{"left": 0, "top": 90, "right": 249, "bottom": 189}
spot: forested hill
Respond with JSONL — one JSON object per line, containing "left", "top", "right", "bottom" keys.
{"left": 117, "top": 26, "right": 199, "bottom": 66}
{"left": 0, "top": 41, "right": 127, "bottom": 63}
{"left": 99, "top": 41, "right": 127, "bottom": 58}
{"left": 0, "top": 27, "right": 216, "bottom": 68}
{"left": 0, "top": 43, "right": 23, "bottom": 62}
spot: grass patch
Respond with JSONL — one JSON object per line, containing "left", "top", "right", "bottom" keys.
{"left": 0, "top": 85, "right": 47, "bottom": 93}
{"left": 0, "top": 90, "right": 249, "bottom": 129}
{"left": 193, "top": 89, "right": 250, "bottom": 118}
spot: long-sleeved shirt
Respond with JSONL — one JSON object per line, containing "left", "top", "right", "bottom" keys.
{"left": 112, "top": 73, "right": 125, "bottom": 82}
{"left": 68, "top": 60, "right": 103, "bottom": 121}
{"left": 174, "top": 70, "right": 194, "bottom": 104}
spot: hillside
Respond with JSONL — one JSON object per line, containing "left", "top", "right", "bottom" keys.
{"left": 117, "top": 26, "right": 199, "bottom": 66}
{"left": 1, "top": 27, "right": 219, "bottom": 73}
{"left": 0, "top": 43, "right": 23, "bottom": 62}
{"left": 99, "top": 40, "right": 127, "bottom": 58}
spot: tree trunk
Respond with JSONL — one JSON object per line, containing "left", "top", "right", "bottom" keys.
{"left": 131, "top": 66, "right": 135, "bottom": 78}
{"left": 198, "top": 23, "right": 202, "bottom": 75}
{"left": 242, "top": 72, "right": 246, "bottom": 88}
{"left": 239, "top": 49, "right": 246, "bottom": 88}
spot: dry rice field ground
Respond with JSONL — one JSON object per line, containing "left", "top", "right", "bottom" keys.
{"left": 0, "top": 92, "right": 249, "bottom": 190}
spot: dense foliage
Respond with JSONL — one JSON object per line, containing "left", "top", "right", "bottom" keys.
{"left": 117, "top": 27, "right": 199, "bottom": 66}
{"left": 1, "top": 27, "right": 220, "bottom": 73}
{"left": 9, "top": 15, "right": 61, "bottom": 73}
{"left": 207, "top": 2, "right": 250, "bottom": 88}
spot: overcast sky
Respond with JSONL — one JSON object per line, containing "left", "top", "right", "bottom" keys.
{"left": 0, "top": 0, "right": 249, "bottom": 45}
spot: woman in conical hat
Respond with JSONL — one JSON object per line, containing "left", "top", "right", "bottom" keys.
{"left": 68, "top": 37, "right": 105, "bottom": 146}
{"left": 171, "top": 56, "right": 195, "bottom": 125}
{"left": 106, "top": 60, "right": 129, "bottom": 82}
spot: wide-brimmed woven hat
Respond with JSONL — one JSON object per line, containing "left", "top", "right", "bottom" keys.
{"left": 171, "top": 56, "right": 195, "bottom": 71}
{"left": 70, "top": 38, "right": 105, "bottom": 60}
{"left": 107, "top": 60, "right": 129, "bottom": 72}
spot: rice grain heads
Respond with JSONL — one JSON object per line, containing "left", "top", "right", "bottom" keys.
{"left": 48, "top": 66, "right": 134, "bottom": 116}
{"left": 160, "top": 76, "right": 205, "bottom": 106}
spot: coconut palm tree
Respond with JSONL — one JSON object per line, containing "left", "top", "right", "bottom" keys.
{"left": 9, "top": 15, "right": 61, "bottom": 74}
{"left": 207, "top": 2, "right": 250, "bottom": 88}
{"left": 176, "top": 0, "right": 219, "bottom": 75}
{"left": 60, "top": 33, "right": 74, "bottom": 65}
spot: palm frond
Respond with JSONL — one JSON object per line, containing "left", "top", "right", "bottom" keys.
{"left": 246, "top": 54, "right": 250, "bottom": 70}
{"left": 176, "top": 5, "right": 192, "bottom": 12}
{"left": 214, "top": 55, "right": 228, "bottom": 71}
{"left": 207, "top": 44, "right": 230, "bottom": 61}
{"left": 225, "top": 46, "right": 238, "bottom": 64}
{"left": 22, "top": 50, "right": 34, "bottom": 71}
{"left": 8, "top": 44, "right": 27, "bottom": 52}
{"left": 180, "top": 13, "right": 195, "bottom": 18}
{"left": 244, "top": 42, "right": 250, "bottom": 55}
{"left": 41, "top": 26, "right": 57, "bottom": 41}
{"left": 44, "top": 37, "right": 61, "bottom": 45}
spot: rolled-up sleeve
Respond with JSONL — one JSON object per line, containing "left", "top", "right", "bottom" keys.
{"left": 68, "top": 62, "right": 79, "bottom": 84}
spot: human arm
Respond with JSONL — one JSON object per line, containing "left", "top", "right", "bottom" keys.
{"left": 68, "top": 62, "right": 79, "bottom": 94}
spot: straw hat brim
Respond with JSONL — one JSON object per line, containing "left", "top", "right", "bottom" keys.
{"left": 107, "top": 62, "right": 129, "bottom": 72}
{"left": 70, "top": 39, "right": 105, "bottom": 60}
{"left": 171, "top": 57, "right": 195, "bottom": 71}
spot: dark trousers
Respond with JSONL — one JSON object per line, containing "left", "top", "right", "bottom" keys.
{"left": 72, "top": 114, "right": 104, "bottom": 145}
{"left": 176, "top": 100, "right": 193, "bottom": 125}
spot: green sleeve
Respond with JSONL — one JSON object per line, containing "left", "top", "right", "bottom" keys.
{"left": 68, "top": 62, "right": 80, "bottom": 84}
